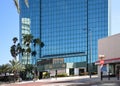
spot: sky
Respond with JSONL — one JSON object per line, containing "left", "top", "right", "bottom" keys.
{"left": 0, "top": 0, "right": 120, "bottom": 65}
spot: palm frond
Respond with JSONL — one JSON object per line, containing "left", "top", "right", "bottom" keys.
{"left": 26, "top": 47, "right": 31, "bottom": 53}
{"left": 33, "top": 38, "right": 41, "bottom": 47}
{"left": 40, "top": 42, "right": 44, "bottom": 48}
{"left": 12, "top": 37, "right": 18, "bottom": 44}
{"left": 9, "top": 60, "right": 25, "bottom": 73}
{"left": 13, "top": 0, "right": 20, "bottom": 13}
{"left": 24, "top": 0, "right": 29, "bottom": 8}
{"left": 23, "top": 34, "right": 34, "bottom": 45}
{"left": 10, "top": 45, "right": 17, "bottom": 59}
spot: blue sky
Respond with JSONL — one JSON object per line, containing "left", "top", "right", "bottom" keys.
{"left": 0, "top": 0, "right": 19, "bottom": 65}
{"left": 0, "top": 0, "right": 120, "bottom": 65}
{"left": 111, "top": 0, "right": 120, "bottom": 34}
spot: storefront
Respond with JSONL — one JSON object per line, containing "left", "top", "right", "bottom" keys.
{"left": 37, "top": 57, "right": 88, "bottom": 78}
{"left": 96, "top": 57, "right": 120, "bottom": 77}
{"left": 96, "top": 33, "right": 120, "bottom": 77}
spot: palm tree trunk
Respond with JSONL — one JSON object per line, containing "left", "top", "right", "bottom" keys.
{"left": 9, "top": 72, "right": 10, "bottom": 83}
{"left": 27, "top": 53, "right": 28, "bottom": 64}
{"left": 14, "top": 72, "right": 16, "bottom": 82}
{"left": 4, "top": 73, "right": 6, "bottom": 82}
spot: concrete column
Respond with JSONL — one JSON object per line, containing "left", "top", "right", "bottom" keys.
{"left": 74, "top": 68, "right": 79, "bottom": 75}
{"left": 66, "top": 68, "right": 69, "bottom": 76}
{"left": 98, "top": 65, "right": 101, "bottom": 77}
{"left": 106, "top": 64, "right": 109, "bottom": 75}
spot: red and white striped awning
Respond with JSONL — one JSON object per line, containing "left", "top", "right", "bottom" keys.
{"left": 95, "top": 57, "right": 120, "bottom": 65}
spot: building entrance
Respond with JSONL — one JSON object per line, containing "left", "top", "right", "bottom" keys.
{"left": 116, "top": 64, "right": 120, "bottom": 76}
{"left": 79, "top": 68, "right": 85, "bottom": 75}
{"left": 69, "top": 68, "right": 74, "bottom": 75}
{"left": 39, "top": 72, "right": 43, "bottom": 79}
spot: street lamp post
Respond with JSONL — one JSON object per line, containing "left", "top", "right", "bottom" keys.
{"left": 89, "top": 31, "right": 92, "bottom": 78}
{"left": 83, "top": 29, "right": 93, "bottom": 78}
{"left": 83, "top": 28, "right": 92, "bottom": 78}
{"left": 86, "top": 0, "right": 89, "bottom": 73}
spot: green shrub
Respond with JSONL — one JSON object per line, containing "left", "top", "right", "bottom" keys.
{"left": 43, "top": 72, "right": 50, "bottom": 78}
{"left": 79, "top": 72, "right": 88, "bottom": 76}
{"left": 92, "top": 72, "right": 97, "bottom": 75}
{"left": 56, "top": 73, "right": 68, "bottom": 77}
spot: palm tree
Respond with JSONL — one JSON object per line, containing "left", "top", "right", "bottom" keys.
{"left": 10, "top": 37, "right": 22, "bottom": 60}
{"left": 9, "top": 60, "right": 25, "bottom": 81}
{"left": 26, "top": 47, "right": 32, "bottom": 64}
{"left": 13, "top": 37, "right": 18, "bottom": 44}
{"left": 32, "top": 38, "right": 43, "bottom": 79}
{"left": 23, "top": 34, "right": 33, "bottom": 45}
{"left": 32, "top": 38, "right": 44, "bottom": 61}
{"left": 0, "top": 64, "right": 11, "bottom": 81}
{"left": 23, "top": 34, "right": 44, "bottom": 79}
{"left": 23, "top": 34, "right": 44, "bottom": 64}
{"left": 25, "top": 64, "right": 34, "bottom": 80}
{"left": 23, "top": 34, "right": 33, "bottom": 64}
{"left": 0, "top": 64, "right": 11, "bottom": 75}
{"left": 10, "top": 37, "right": 18, "bottom": 59}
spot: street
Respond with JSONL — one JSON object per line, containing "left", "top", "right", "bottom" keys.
{"left": 0, "top": 75, "right": 120, "bottom": 86}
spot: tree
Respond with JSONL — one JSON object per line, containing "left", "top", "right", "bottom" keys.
{"left": 23, "top": 34, "right": 44, "bottom": 64}
{"left": 0, "top": 64, "right": 11, "bottom": 81}
{"left": 0, "top": 64, "right": 11, "bottom": 75}
{"left": 9, "top": 60, "right": 25, "bottom": 81}
{"left": 23, "top": 34, "right": 44, "bottom": 79}
{"left": 32, "top": 38, "right": 44, "bottom": 62}
{"left": 22, "top": 34, "right": 33, "bottom": 64}
{"left": 13, "top": 37, "right": 18, "bottom": 44}
{"left": 19, "top": 64, "right": 34, "bottom": 80}
{"left": 10, "top": 37, "right": 22, "bottom": 60}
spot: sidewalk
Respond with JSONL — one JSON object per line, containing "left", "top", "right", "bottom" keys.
{"left": 18, "top": 75, "right": 120, "bottom": 83}
{"left": 38, "top": 75, "right": 97, "bottom": 82}
{"left": 38, "top": 75, "right": 120, "bottom": 82}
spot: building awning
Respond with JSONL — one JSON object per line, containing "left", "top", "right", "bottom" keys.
{"left": 95, "top": 57, "right": 120, "bottom": 65}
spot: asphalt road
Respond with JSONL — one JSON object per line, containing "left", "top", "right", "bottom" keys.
{"left": 1, "top": 75, "right": 120, "bottom": 86}
{"left": 47, "top": 79, "right": 120, "bottom": 86}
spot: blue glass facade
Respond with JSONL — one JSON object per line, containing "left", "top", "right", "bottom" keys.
{"left": 20, "top": 0, "right": 41, "bottom": 64}
{"left": 19, "top": 0, "right": 110, "bottom": 72}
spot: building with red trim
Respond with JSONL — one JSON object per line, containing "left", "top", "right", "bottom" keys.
{"left": 95, "top": 33, "right": 120, "bottom": 77}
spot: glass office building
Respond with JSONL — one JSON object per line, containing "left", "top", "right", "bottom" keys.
{"left": 19, "top": 0, "right": 111, "bottom": 76}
